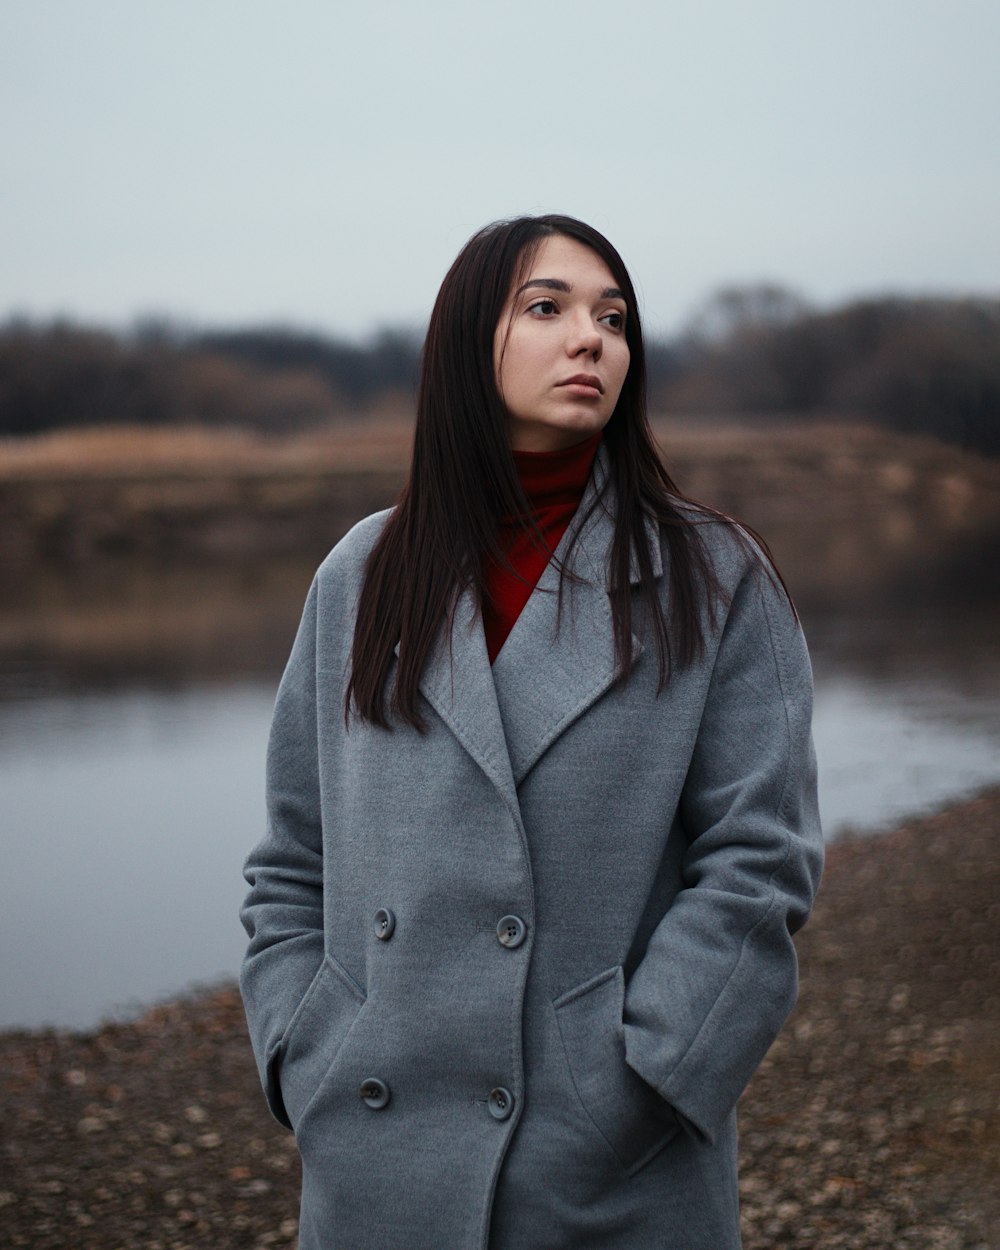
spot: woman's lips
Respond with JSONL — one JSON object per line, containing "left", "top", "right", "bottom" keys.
{"left": 557, "top": 374, "right": 604, "bottom": 398}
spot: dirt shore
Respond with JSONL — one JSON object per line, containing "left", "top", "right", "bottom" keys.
{"left": 2, "top": 788, "right": 998, "bottom": 1250}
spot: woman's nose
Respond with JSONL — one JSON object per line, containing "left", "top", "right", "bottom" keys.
{"left": 567, "top": 319, "right": 603, "bottom": 360}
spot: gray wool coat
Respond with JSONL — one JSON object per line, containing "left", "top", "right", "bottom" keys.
{"left": 240, "top": 455, "right": 823, "bottom": 1250}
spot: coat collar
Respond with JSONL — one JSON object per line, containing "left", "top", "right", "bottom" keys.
{"left": 413, "top": 443, "right": 662, "bottom": 799}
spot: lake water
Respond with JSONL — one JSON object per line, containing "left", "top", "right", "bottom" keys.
{"left": 2, "top": 560, "right": 999, "bottom": 1032}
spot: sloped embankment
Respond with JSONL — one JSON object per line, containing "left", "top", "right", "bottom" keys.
{"left": 1, "top": 420, "right": 998, "bottom": 603}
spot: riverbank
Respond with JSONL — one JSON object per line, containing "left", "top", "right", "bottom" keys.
{"left": 3, "top": 419, "right": 999, "bottom": 700}
{"left": 2, "top": 421, "right": 999, "bottom": 604}
{"left": 2, "top": 787, "right": 999, "bottom": 1250}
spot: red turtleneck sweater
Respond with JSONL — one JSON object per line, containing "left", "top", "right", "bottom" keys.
{"left": 483, "top": 431, "right": 602, "bottom": 664}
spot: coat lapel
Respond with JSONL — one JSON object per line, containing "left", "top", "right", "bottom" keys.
{"left": 491, "top": 450, "right": 660, "bottom": 787}
{"left": 413, "top": 586, "right": 521, "bottom": 817}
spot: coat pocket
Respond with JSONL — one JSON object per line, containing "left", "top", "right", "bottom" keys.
{"left": 276, "top": 952, "right": 366, "bottom": 1131}
{"left": 553, "top": 965, "right": 678, "bottom": 1177}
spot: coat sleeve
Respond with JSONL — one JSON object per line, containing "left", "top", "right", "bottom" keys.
{"left": 622, "top": 560, "right": 824, "bottom": 1144}
{"left": 239, "top": 576, "right": 326, "bottom": 1129}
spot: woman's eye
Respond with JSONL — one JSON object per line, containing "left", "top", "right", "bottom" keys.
{"left": 600, "top": 310, "right": 625, "bottom": 331}
{"left": 527, "top": 299, "right": 558, "bottom": 317}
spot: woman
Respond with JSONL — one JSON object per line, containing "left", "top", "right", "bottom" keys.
{"left": 240, "top": 215, "right": 823, "bottom": 1250}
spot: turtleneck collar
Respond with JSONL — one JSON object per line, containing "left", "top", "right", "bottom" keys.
{"left": 509, "top": 430, "right": 603, "bottom": 514}
{"left": 483, "top": 431, "right": 603, "bottom": 663}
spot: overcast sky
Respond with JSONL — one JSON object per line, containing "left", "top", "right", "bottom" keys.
{"left": 2, "top": 0, "right": 998, "bottom": 341}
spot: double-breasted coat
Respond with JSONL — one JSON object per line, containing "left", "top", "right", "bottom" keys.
{"left": 240, "top": 453, "right": 824, "bottom": 1249}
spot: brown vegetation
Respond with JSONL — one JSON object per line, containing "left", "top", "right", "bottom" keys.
{"left": 2, "top": 422, "right": 998, "bottom": 613}
{"left": 2, "top": 418, "right": 998, "bottom": 726}
{"left": 0, "top": 421, "right": 411, "bottom": 569}
{"left": 0, "top": 420, "right": 413, "bottom": 478}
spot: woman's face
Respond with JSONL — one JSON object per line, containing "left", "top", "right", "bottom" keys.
{"left": 494, "top": 234, "right": 631, "bottom": 453}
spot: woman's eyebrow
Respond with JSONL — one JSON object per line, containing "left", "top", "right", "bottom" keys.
{"left": 516, "top": 278, "right": 571, "bottom": 296}
{"left": 515, "top": 278, "right": 625, "bottom": 299}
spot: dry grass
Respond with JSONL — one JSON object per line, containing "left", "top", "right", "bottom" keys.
{"left": 0, "top": 421, "right": 414, "bottom": 479}
{"left": 2, "top": 420, "right": 998, "bottom": 581}
{"left": 3, "top": 417, "right": 999, "bottom": 487}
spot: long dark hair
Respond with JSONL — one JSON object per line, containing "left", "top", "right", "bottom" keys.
{"left": 346, "top": 214, "right": 768, "bottom": 730}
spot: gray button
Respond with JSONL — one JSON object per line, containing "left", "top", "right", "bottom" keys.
{"left": 487, "top": 1087, "right": 514, "bottom": 1121}
{"left": 374, "top": 908, "right": 396, "bottom": 940}
{"left": 360, "top": 1078, "right": 390, "bottom": 1110}
{"left": 496, "top": 915, "right": 526, "bottom": 949}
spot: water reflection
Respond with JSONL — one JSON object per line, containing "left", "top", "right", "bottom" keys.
{"left": 812, "top": 673, "right": 1000, "bottom": 835}
{"left": 1, "top": 686, "right": 269, "bottom": 1032}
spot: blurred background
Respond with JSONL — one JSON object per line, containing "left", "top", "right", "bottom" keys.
{"left": 1, "top": 0, "right": 999, "bottom": 1035}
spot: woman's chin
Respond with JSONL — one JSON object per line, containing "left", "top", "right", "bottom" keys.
{"left": 508, "top": 414, "right": 610, "bottom": 453}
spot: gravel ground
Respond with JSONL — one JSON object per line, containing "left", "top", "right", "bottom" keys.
{"left": 2, "top": 788, "right": 998, "bottom": 1250}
